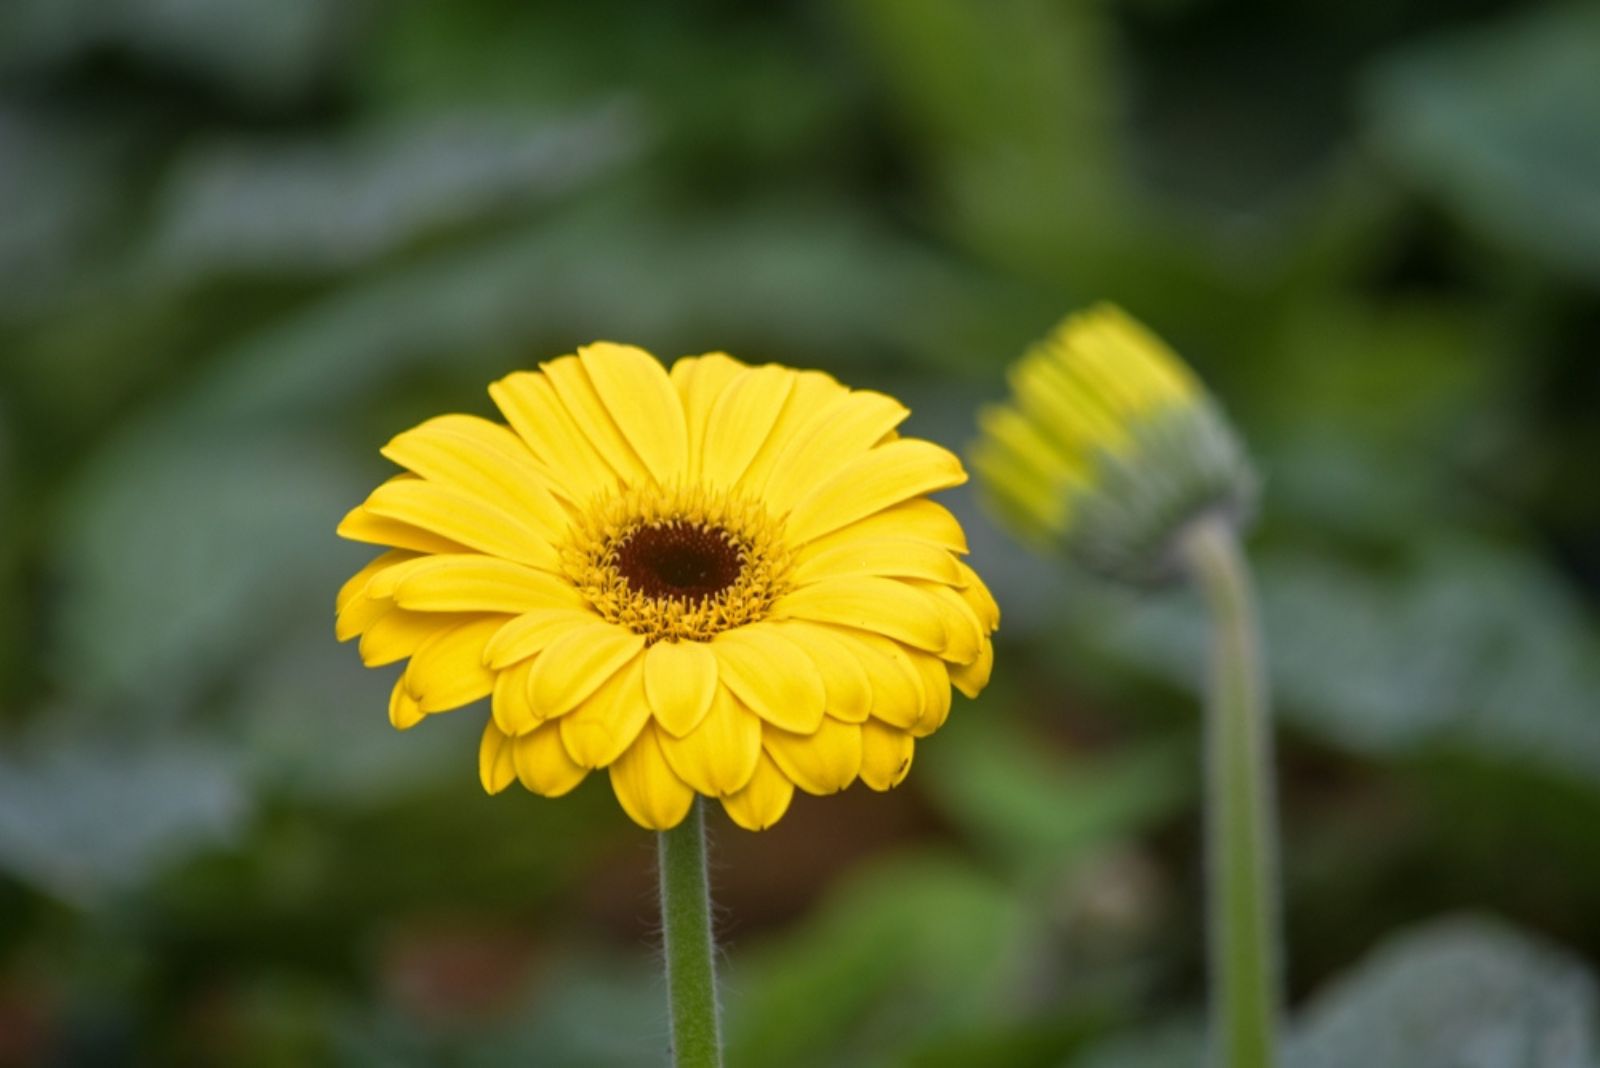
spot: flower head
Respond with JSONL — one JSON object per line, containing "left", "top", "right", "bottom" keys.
{"left": 972, "top": 304, "right": 1255, "bottom": 583}
{"left": 336, "top": 344, "right": 997, "bottom": 830}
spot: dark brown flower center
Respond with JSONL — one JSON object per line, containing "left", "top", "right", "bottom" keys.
{"left": 613, "top": 522, "right": 744, "bottom": 604}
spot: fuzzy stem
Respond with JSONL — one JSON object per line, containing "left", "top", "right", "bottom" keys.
{"left": 1180, "top": 515, "right": 1282, "bottom": 1068}
{"left": 658, "top": 799, "right": 723, "bottom": 1068}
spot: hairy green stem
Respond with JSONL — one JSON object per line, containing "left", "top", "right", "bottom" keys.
{"left": 658, "top": 799, "right": 723, "bottom": 1068}
{"left": 1180, "top": 515, "right": 1282, "bottom": 1068}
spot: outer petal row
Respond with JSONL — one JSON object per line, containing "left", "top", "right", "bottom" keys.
{"left": 489, "top": 346, "right": 876, "bottom": 502}
{"left": 786, "top": 438, "right": 967, "bottom": 545}
{"left": 659, "top": 687, "right": 762, "bottom": 796}
{"left": 488, "top": 370, "right": 616, "bottom": 503}
{"left": 761, "top": 389, "right": 908, "bottom": 510}
{"left": 352, "top": 599, "right": 984, "bottom": 816}
{"left": 610, "top": 724, "right": 694, "bottom": 830}
{"left": 444, "top": 614, "right": 945, "bottom": 830}
{"left": 380, "top": 416, "right": 569, "bottom": 541}
{"left": 579, "top": 342, "right": 689, "bottom": 486}
{"left": 480, "top": 718, "right": 589, "bottom": 797}
{"left": 493, "top": 699, "right": 917, "bottom": 833}
{"left": 669, "top": 352, "right": 746, "bottom": 481}
{"left": 721, "top": 753, "right": 794, "bottom": 831}
{"left": 700, "top": 365, "right": 794, "bottom": 490}
{"left": 360, "top": 478, "right": 561, "bottom": 572}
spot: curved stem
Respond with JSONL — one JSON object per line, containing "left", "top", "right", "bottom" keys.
{"left": 658, "top": 799, "right": 723, "bottom": 1068}
{"left": 1179, "top": 516, "right": 1282, "bottom": 1068}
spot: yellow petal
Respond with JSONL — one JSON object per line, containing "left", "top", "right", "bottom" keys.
{"left": 358, "top": 608, "right": 473, "bottom": 667}
{"left": 736, "top": 370, "right": 848, "bottom": 493}
{"left": 336, "top": 549, "right": 415, "bottom": 614}
{"left": 767, "top": 621, "right": 873, "bottom": 722}
{"left": 609, "top": 725, "right": 695, "bottom": 830}
{"left": 955, "top": 561, "right": 1000, "bottom": 632}
{"left": 578, "top": 342, "right": 688, "bottom": 485}
{"left": 698, "top": 365, "right": 793, "bottom": 489}
{"left": 484, "top": 608, "right": 602, "bottom": 670}
{"left": 402, "top": 413, "right": 554, "bottom": 474}
{"left": 558, "top": 655, "right": 650, "bottom": 768}
{"left": 721, "top": 752, "right": 795, "bottom": 831}
{"left": 951, "top": 639, "right": 994, "bottom": 699}
{"left": 859, "top": 720, "right": 915, "bottom": 791}
{"left": 792, "top": 537, "right": 964, "bottom": 587}
{"left": 763, "top": 717, "right": 861, "bottom": 796}
{"left": 712, "top": 624, "right": 826, "bottom": 734}
{"left": 362, "top": 478, "right": 560, "bottom": 571}
{"left": 405, "top": 617, "right": 504, "bottom": 713}
{"left": 786, "top": 439, "right": 967, "bottom": 545}
{"left": 644, "top": 639, "right": 718, "bottom": 737}
{"left": 337, "top": 499, "right": 468, "bottom": 555}
{"left": 528, "top": 622, "right": 646, "bottom": 718}
{"left": 772, "top": 576, "right": 946, "bottom": 653}
{"left": 848, "top": 632, "right": 926, "bottom": 730}
{"left": 513, "top": 721, "right": 588, "bottom": 797}
{"left": 909, "top": 580, "right": 984, "bottom": 664}
{"left": 491, "top": 659, "right": 539, "bottom": 735}
{"left": 489, "top": 370, "right": 616, "bottom": 503}
{"left": 479, "top": 719, "right": 517, "bottom": 794}
{"left": 762, "top": 389, "right": 909, "bottom": 509}
{"left": 803, "top": 498, "right": 969, "bottom": 555}
{"left": 907, "top": 653, "right": 952, "bottom": 737}
{"left": 389, "top": 677, "right": 424, "bottom": 730}
{"left": 364, "top": 554, "right": 440, "bottom": 600}
{"left": 658, "top": 687, "right": 762, "bottom": 796}
{"left": 391, "top": 555, "right": 585, "bottom": 615}
{"left": 336, "top": 595, "right": 390, "bottom": 643}
{"left": 336, "top": 550, "right": 417, "bottom": 641}
{"left": 381, "top": 416, "right": 568, "bottom": 540}
{"left": 670, "top": 352, "right": 748, "bottom": 480}
{"left": 540, "top": 355, "right": 651, "bottom": 485}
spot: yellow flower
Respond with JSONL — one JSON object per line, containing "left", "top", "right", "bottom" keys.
{"left": 336, "top": 343, "right": 998, "bottom": 831}
{"left": 973, "top": 304, "right": 1254, "bottom": 582}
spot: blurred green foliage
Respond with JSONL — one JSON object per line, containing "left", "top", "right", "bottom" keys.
{"left": 1, "top": 0, "right": 1598, "bottom": 1065}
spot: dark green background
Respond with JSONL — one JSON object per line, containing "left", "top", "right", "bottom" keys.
{"left": 2, "top": 1, "right": 1598, "bottom": 1064}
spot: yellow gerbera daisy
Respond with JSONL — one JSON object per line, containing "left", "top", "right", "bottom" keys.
{"left": 335, "top": 343, "right": 998, "bottom": 831}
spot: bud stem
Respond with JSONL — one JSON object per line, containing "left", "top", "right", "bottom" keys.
{"left": 658, "top": 799, "right": 723, "bottom": 1068}
{"left": 1179, "top": 515, "right": 1282, "bottom": 1068}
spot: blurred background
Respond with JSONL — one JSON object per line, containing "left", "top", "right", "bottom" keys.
{"left": 2, "top": 0, "right": 1598, "bottom": 1064}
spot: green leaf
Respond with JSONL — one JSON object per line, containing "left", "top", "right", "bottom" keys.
{"left": 147, "top": 102, "right": 650, "bottom": 277}
{"left": 50, "top": 427, "right": 370, "bottom": 714}
{"left": 1364, "top": 4, "right": 1600, "bottom": 285}
{"left": 831, "top": 0, "right": 1134, "bottom": 287}
{"left": 920, "top": 710, "right": 1194, "bottom": 875}
{"left": 0, "top": 0, "right": 352, "bottom": 105}
{"left": 335, "top": 953, "right": 666, "bottom": 1068}
{"left": 174, "top": 194, "right": 978, "bottom": 424}
{"left": 1072, "top": 1020, "right": 1203, "bottom": 1068}
{"left": 229, "top": 632, "right": 478, "bottom": 806}
{"left": 1088, "top": 538, "right": 1600, "bottom": 788}
{"left": 726, "top": 852, "right": 1034, "bottom": 1068}
{"left": 0, "top": 103, "right": 133, "bottom": 318}
{"left": 0, "top": 730, "right": 247, "bottom": 906}
{"left": 1286, "top": 916, "right": 1600, "bottom": 1068}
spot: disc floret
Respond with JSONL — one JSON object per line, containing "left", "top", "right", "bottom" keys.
{"left": 564, "top": 485, "right": 793, "bottom": 643}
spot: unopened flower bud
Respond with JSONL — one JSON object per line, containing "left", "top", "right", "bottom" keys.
{"left": 973, "top": 304, "right": 1255, "bottom": 583}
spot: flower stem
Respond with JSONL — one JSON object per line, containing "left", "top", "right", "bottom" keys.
{"left": 1179, "top": 515, "right": 1282, "bottom": 1068}
{"left": 658, "top": 799, "right": 723, "bottom": 1068}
